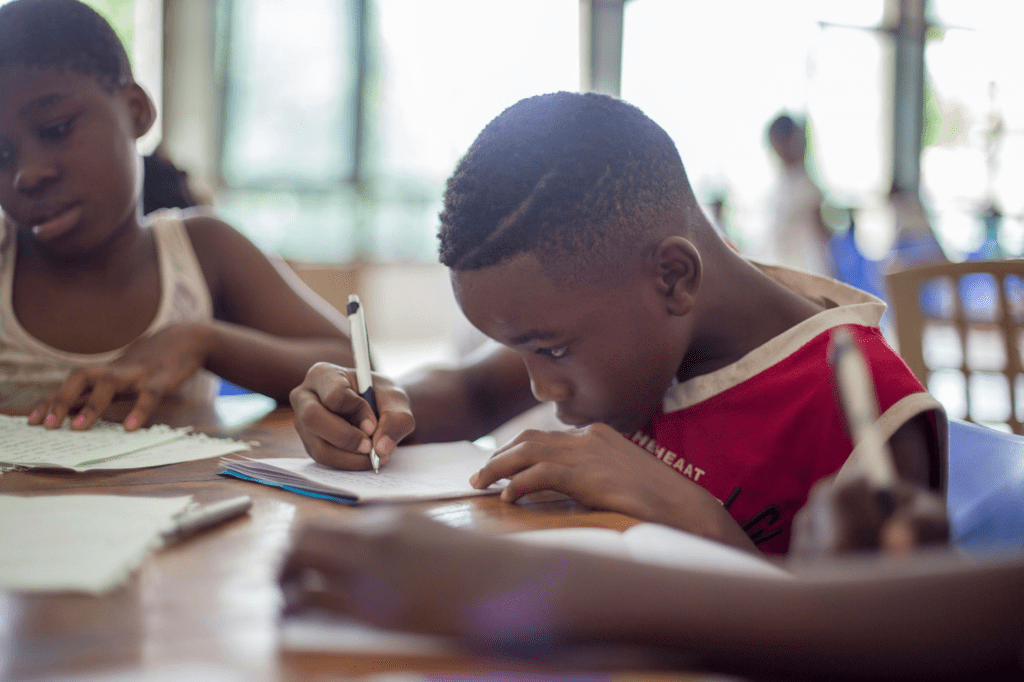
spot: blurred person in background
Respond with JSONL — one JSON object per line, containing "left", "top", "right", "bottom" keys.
{"left": 766, "top": 113, "right": 835, "bottom": 278}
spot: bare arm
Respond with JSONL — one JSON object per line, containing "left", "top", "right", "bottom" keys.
{"left": 30, "top": 214, "right": 355, "bottom": 430}
{"left": 399, "top": 342, "right": 538, "bottom": 444}
{"left": 281, "top": 511, "right": 1024, "bottom": 680}
{"left": 187, "top": 213, "right": 354, "bottom": 402}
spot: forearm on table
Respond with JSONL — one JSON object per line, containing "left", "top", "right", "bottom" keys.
{"left": 548, "top": 550, "right": 1024, "bottom": 678}
{"left": 203, "top": 320, "right": 354, "bottom": 402}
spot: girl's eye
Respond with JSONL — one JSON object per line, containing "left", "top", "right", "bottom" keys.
{"left": 537, "top": 344, "right": 568, "bottom": 359}
{"left": 39, "top": 117, "right": 75, "bottom": 142}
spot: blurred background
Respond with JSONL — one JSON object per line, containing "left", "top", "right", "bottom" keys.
{"left": 16, "top": 0, "right": 1024, "bottom": 427}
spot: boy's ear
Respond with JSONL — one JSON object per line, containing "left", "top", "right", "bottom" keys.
{"left": 652, "top": 236, "right": 701, "bottom": 316}
{"left": 122, "top": 83, "right": 157, "bottom": 139}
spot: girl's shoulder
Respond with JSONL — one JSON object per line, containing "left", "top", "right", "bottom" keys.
{"left": 171, "top": 209, "right": 278, "bottom": 297}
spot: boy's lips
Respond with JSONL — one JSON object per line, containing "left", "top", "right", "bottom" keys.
{"left": 30, "top": 204, "right": 83, "bottom": 241}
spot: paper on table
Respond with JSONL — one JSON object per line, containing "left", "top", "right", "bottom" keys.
{"left": 0, "top": 494, "right": 193, "bottom": 593}
{"left": 511, "top": 523, "right": 790, "bottom": 578}
{"left": 220, "top": 441, "right": 504, "bottom": 503}
{"left": 0, "top": 414, "right": 249, "bottom": 472}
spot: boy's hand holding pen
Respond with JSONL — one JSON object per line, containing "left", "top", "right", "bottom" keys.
{"left": 790, "top": 327, "right": 948, "bottom": 559}
{"left": 290, "top": 295, "right": 416, "bottom": 472}
{"left": 347, "top": 295, "right": 381, "bottom": 473}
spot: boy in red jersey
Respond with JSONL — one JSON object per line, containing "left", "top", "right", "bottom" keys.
{"left": 290, "top": 91, "right": 945, "bottom": 555}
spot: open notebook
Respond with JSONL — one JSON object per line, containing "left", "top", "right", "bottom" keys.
{"left": 0, "top": 414, "right": 250, "bottom": 472}
{"left": 220, "top": 440, "right": 505, "bottom": 503}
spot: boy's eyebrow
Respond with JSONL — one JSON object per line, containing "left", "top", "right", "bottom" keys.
{"left": 20, "top": 93, "right": 69, "bottom": 116}
{"left": 508, "top": 329, "right": 560, "bottom": 346}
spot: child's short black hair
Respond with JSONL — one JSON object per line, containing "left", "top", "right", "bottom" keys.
{"left": 0, "top": 0, "right": 132, "bottom": 91}
{"left": 438, "top": 91, "right": 698, "bottom": 283}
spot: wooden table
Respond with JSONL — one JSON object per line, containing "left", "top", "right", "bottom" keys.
{"left": 0, "top": 398, "right": 705, "bottom": 682}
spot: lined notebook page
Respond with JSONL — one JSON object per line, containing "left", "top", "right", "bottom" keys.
{"left": 0, "top": 415, "right": 249, "bottom": 471}
{"left": 221, "top": 441, "right": 503, "bottom": 503}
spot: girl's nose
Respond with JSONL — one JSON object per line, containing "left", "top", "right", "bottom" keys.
{"left": 14, "top": 146, "right": 58, "bottom": 195}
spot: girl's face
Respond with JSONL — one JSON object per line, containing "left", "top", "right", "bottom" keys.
{"left": 0, "top": 64, "right": 152, "bottom": 259}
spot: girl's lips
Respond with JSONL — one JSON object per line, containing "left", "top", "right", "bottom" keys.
{"left": 31, "top": 205, "right": 83, "bottom": 241}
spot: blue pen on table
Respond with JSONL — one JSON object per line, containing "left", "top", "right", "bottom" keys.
{"left": 829, "top": 326, "right": 898, "bottom": 515}
{"left": 347, "top": 294, "right": 381, "bottom": 474}
{"left": 161, "top": 495, "right": 253, "bottom": 544}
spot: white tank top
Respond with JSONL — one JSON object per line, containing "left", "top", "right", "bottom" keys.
{"left": 0, "top": 210, "right": 219, "bottom": 405}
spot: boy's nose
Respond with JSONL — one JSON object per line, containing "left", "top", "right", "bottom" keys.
{"left": 527, "top": 364, "right": 572, "bottom": 404}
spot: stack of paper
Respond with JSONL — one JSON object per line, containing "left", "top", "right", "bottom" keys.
{"left": 0, "top": 414, "right": 250, "bottom": 472}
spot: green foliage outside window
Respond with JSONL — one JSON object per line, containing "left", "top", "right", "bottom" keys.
{"left": 83, "top": 0, "right": 135, "bottom": 63}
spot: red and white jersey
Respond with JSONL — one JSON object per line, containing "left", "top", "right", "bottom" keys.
{"left": 628, "top": 263, "right": 947, "bottom": 555}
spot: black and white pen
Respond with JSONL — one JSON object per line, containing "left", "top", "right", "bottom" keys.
{"left": 347, "top": 294, "right": 380, "bottom": 474}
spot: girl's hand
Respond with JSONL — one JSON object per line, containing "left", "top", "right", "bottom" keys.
{"left": 28, "top": 322, "right": 212, "bottom": 431}
{"left": 790, "top": 475, "right": 949, "bottom": 560}
{"left": 290, "top": 362, "right": 415, "bottom": 470}
{"left": 470, "top": 423, "right": 757, "bottom": 552}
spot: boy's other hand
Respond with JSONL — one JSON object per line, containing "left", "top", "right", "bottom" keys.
{"left": 290, "top": 362, "right": 414, "bottom": 470}
{"left": 470, "top": 423, "right": 757, "bottom": 552}
{"left": 790, "top": 475, "right": 949, "bottom": 561}
{"left": 27, "top": 323, "right": 209, "bottom": 431}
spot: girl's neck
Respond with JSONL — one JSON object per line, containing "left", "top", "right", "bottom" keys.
{"left": 17, "top": 213, "right": 148, "bottom": 285}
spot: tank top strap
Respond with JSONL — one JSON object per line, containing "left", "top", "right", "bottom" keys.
{"left": 147, "top": 209, "right": 214, "bottom": 323}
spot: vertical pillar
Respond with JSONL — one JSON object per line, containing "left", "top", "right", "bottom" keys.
{"left": 580, "top": 0, "right": 625, "bottom": 96}
{"left": 892, "top": 0, "right": 926, "bottom": 195}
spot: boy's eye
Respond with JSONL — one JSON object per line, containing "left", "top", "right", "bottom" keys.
{"left": 0, "top": 147, "right": 11, "bottom": 166}
{"left": 537, "top": 344, "right": 569, "bottom": 359}
{"left": 39, "top": 117, "right": 75, "bottom": 142}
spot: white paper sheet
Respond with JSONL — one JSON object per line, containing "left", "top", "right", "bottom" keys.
{"left": 221, "top": 441, "right": 504, "bottom": 502}
{"left": 512, "top": 523, "right": 791, "bottom": 578}
{"left": 0, "top": 494, "right": 193, "bottom": 593}
{"left": 0, "top": 415, "right": 249, "bottom": 471}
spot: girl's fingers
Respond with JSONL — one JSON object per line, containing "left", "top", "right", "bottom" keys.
{"left": 122, "top": 383, "right": 165, "bottom": 431}
{"left": 69, "top": 378, "right": 119, "bottom": 430}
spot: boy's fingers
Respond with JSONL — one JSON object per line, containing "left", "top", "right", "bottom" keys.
{"left": 496, "top": 461, "right": 570, "bottom": 502}
{"left": 372, "top": 411, "right": 414, "bottom": 460}
{"left": 305, "top": 364, "right": 359, "bottom": 411}
{"left": 304, "top": 439, "right": 376, "bottom": 470}
{"left": 473, "top": 441, "right": 559, "bottom": 490}
{"left": 492, "top": 428, "right": 566, "bottom": 457}
{"left": 296, "top": 397, "right": 374, "bottom": 454}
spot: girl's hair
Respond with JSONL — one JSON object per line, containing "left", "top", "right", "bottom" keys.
{"left": 0, "top": 0, "right": 132, "bottom": 91}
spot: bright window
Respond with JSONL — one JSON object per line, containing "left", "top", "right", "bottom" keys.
{"left": 216, "top": 0, "right": 579, "bottom": 263}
